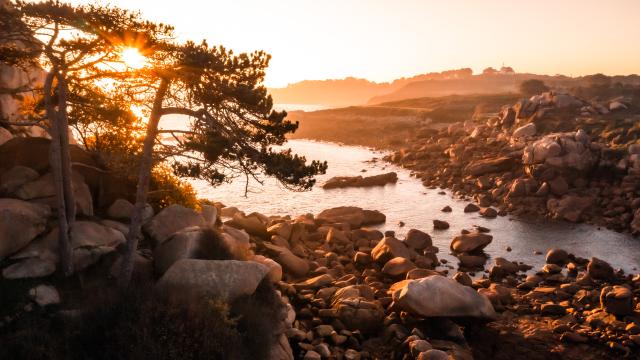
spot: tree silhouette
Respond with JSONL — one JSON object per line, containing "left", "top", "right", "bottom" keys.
{"left": 117, "top": 40, "right": 327, "bottom": 286}
{"left": 2, "top": 0, "right": 172, "bottom": 275}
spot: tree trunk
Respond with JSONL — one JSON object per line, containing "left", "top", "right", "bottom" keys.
{"left": 118, "top": 77, "right": 169, "bottom": 288}
{"left": 44, "top": 72, "right": 73, "bottom": 276}
{"left": 57, "top": 76, "right": 76, "bottom": 224}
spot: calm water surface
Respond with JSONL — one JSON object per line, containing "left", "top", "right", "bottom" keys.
{"left": 191, "top": 140, "right": 640, "bottom": 273}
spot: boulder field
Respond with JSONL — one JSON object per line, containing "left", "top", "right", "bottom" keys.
{"left": 2, "top": 184, "right": 638, "bottom": 359}
{"left": 386, "top": 91, "right": 640, "bottom": 234}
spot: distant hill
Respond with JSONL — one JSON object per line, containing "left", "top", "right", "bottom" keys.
{"left": 286, "top": 93, "right": 521, "bottom": 148}
{"left": 269, "top": 69, "right": 640, "bottom": 107}
{"left": 268, "top": 68, "right": 476, "bottom": 107}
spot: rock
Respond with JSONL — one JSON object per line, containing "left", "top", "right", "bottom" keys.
{"left": 354, "top": 251, "right": 372, "bottom": 266}
{"left": 107, "top": 198, "right": 153, "bottom": 222}
{"left": 433, "top": 220, "right": 450, "bottom": 230}
{"left": 391, "top": 275, "right": 496, "bottom": 320}
{"left": 316, "top": 206, "right": 385, "bottom": 227}
{"left": 407, "top": 268, "right": 441, "bottom": 279}
{"left": 494, "top": 257, "right": 519, "bottom": 274}
{"left": 252, "top": 255, "right": 282, "bottom": 283}
{"left": 382, "top": 257, "right": 416, "bottom": 277}
{"left": 200, "top": 204, "right": 218, "bottom": 226}
{"left": 28, "top": 284, "right": 60, "bottom": 307}
{"left": 100, "top": 219, "right": 129, "bottom": 236}
{"left": 332, "top": 297, "right": 384, "bottom": 333}
{"left": 48, "top": 221, "right": 127, "bottom": 272}
{"left": 600, "top": 286, "right": 633, "bottom": 315}
{"left": 269, "top": 333, "right": 294, "bottom": 360}
{"left": 609, "top": 101, "right": 627, "bottom": 111}
{"left": 523, "top": 132, "right": 596, "bottom": 172}
{"left": 228, "top": 212, "right": 268, "bottom": 237}
{"left": 267, "top": 222, "right": 293, "bottom": 241}
{"left": 441, "top": 206, "right": 452, "bottom": 212}
{"left": 546, "top": 195, "right": 593, "bottom": 222}
{"left": 553, "top": 93, "right": 582, "bottom": 108}
{"left": 263, "top": 243, "right": 309, "bottom": 277}
{"left": 410, "top": 340, "right": 433, "bottom": 357}
{"left": 220, "top": 206, "right": 240, "bottom": 218}
{"left": 417, "top": 349, "right": 449, "bottom": 360}
{"left": 220, "top": 225, "right": 251, "bottom": 254}
{"left": 548, "top": 176, "right": 569, "bottom": 196}
{"left": 323, "top": 172, "right": 398, "bottom": 189}
{"left": 479, "top": 207, "right": 497, "bottom": 218}
{"left": 540, "top": 303, "right": 566, "bottom": 316}
{"left": 456, "top": 254, "right": 487, "bottom": 268}
{"left": 0, "top": 198, "right": 50, "bottom": 260}
{"left": 344, "top": 349, "right": 361, "bottom": 360}
{"left": 325, "top": 227, "right": 350, "bottom": 249}
{"left": 304, "top": 350, "right": 321, "bottom": 360}
{"left": 478, "top": 284, "right": 513, "bottom": 308}
{"left": 153, "top": 227, "right": 218, "bottom": 275}
{"left": 587, "top": 257, "right": 614, "bottom": 281}
{"left": 362, "top": 209, "right": 386, "bottom": 225}
{"left": 315, "top": 324, "right": 334, "bottom": 337}
{"left": 108, "top": 250, "right": 153, "bottom": 282}
{"left": 155, "top": 259, "right": 268, "bottom": 302}
{"left": 452, "top": 272, "right": 472, "bottom": 286}
{"left": 143, "top": 204, "right": 205, "bottom": 245}
{"left": 450, "top": 233, "right": 492, "bottom": 253}
{"left": 14, "top": 171, "right": 93, "bottom": 216}
{"left": 0, "top": 166, "right": 39, "bottom": 195}
{"left": 466, "top": 157, "right": 516, "bottom": 176}
{"left": 0, "top": 138, "right": 97, "bottom": 176}
{"left": 0, "top": 127, "right": 13, "bottom": 146}
{"left": 545, "top": 249, "right": 569, "bottom": 264}
{"left": 535, "top": 182, "right": 550, "bottom": 196}
{"left": 371, "top": 236, "right": 414, "bottom": 264}
{"left": 294, "top": 274, "right": 334, "bottom": 290}
{"left": 463, "top": 203, "right": 480, "bottom": 213}
{"left": 2, "top": 257, "right": 56, "bottom": 279}
{"left": 404, "top": 229, "right": 432, "bottom": 250}
{"left": 513, "top": 123, "right": 536, "bottom": 138}
{"left": 70, "top": 221, "right": 126, "bottom": 249}
{"left": 507, "top": 178, "right": 527, "bottom": 197}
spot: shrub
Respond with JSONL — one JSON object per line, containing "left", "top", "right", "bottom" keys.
{"left": 148, "top": 164, "right": 199, "bottom": 210}
{"left": 0, "top": 278, "right": 283, "bottom": 360}
{"left": 519, "top": 79, "right": 550, "bottom": 97}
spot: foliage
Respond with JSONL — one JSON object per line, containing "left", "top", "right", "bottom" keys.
{"left": 148, "top": 164, "right": 198, "bottom": 210}
{"left": 519, "top": 79, "right": 550, "bottom": 97}
{"left": 132, "top": 40, "right": 328, "bottom": 192}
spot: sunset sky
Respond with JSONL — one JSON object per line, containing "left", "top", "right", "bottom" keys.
{"left": 70, "top": 0, "right": 640, "bottom": 87}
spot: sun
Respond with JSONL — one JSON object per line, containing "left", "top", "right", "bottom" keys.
{"left": 120, "top": 47, "right": 146, "bottom": 69}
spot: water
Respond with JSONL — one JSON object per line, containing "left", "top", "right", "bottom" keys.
{"left": 191, "top": 139, "right": 640, "bottom": 273}
{"left": 274, "top": 103, "right": 329, "bottom": 112}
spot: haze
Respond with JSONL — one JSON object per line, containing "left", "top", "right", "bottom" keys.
{"left": 67, "top": 0, "right": 640, "bottom": 87}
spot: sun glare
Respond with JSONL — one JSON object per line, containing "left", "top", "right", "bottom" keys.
{"left": 120, "top": 47, "right": 146, "bottom": 69}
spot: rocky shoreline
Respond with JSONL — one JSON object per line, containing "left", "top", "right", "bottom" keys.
{"left": 378, "top": 91, "right": 640, "bottom": 235}
{"left": 4, "top": 176, "right": 639, "bottom": 359}
{"left": 238, "top": 205, "right": 640, "bottom": 359}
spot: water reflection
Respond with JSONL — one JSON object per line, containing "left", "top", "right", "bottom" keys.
{"left": 191, "top": 139, "right": 640, "bottom": 273}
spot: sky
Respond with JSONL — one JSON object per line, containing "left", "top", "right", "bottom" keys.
{"left": 68, "top": 0, "right": 640, "bottom": 87}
